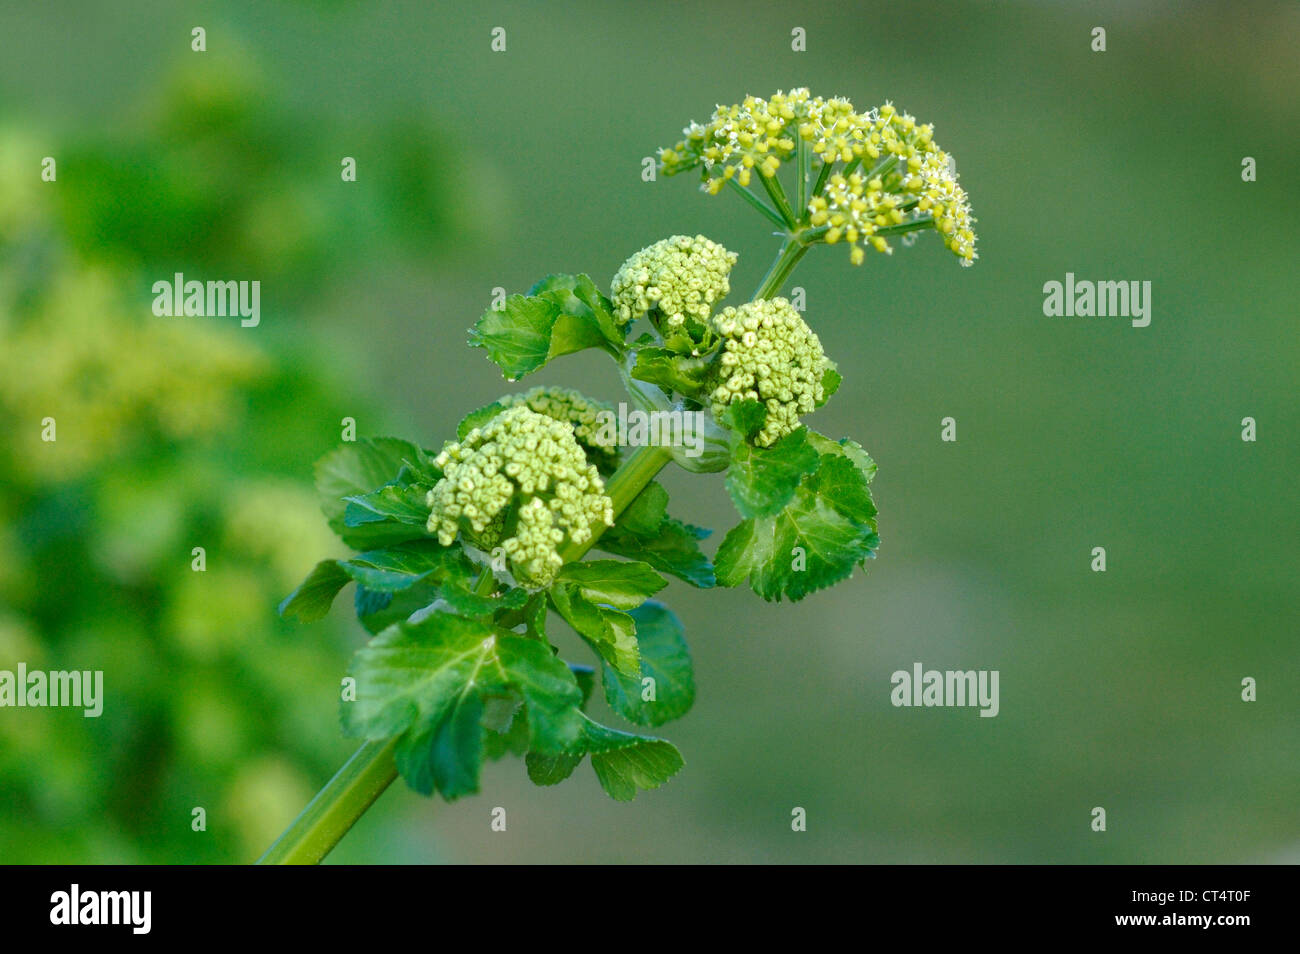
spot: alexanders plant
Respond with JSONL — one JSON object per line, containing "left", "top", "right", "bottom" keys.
{"left": 261, "top": 88, "right": 977, "bottom": 864}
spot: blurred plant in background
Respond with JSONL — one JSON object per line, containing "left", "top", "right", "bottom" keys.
{"left": 0, "top": 47, "right": 488, "bottom": 862}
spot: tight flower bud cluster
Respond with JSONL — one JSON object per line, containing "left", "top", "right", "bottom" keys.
{"left": 610, "top": 235, "right": 737, "bottom": 331}
{"left": 426, "top": 406, "right": 613, "bottom": 588}
{"left": 708, "top": 298, "right": 832, "bottom": 447}
{"left": 498, "top": 386, "right": 620, "bottom": 470}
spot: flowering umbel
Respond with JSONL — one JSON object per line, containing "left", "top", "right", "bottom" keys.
{"left": 659, "top": 88, "right": 850, "bottom": 185}
{"left": 426, "top": 405, "right": 614, "bottom": 588}
{"left": 809, "top": 104, "right": 976, "bottom": 267}
{"left": 497, "top": 386, "right": 621, "bottom": 471}
{"left": 708, "top": 298, "right": 832, "bottom": 447}
{"left": 658, "top": 89, "right": 977, "bottom": 267}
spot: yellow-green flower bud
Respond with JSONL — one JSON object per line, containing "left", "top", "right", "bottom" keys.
{"left": 497, "top": 386, "right": 620, "bottom": 471}
{"left": 611, "top": 234, "right": 738, "bottom": 330}
{"left": 707, "top": 298, "right": 833, "bottom": 447}
{"left": 427, "top": 405, "right": 613, "bottom": 588}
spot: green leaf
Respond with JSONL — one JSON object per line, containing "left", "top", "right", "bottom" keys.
{"left": 529, "top": 273, "right": 624, "bottom": 352}
{"left": 818, "top": 365, "right": 842, "bottom": 407}
{"left": 316, "top": 437, "right": 429, "bottom": 521}
{"left": 469, "top": 277, "right": 623, "bottom": 380}
{"left": 548, "top": 583, "right": 640, "bottom": 677}
{"left": 725, "top": 426, "right": 820, "bottom": 519}
{"left": 806, "top": 454, "right": 878, "bottom": 525}
{"left": 713, "top": 489, "right": 878, "bottom": 600}
{"left": 596, "top": 482, "right": 715, "bottom": 588}
{"left": 342, "top": 543, "right": 525, "bottom": 630}
{"left": 587, "top": 722, "right": 684, "bottom": 801}
{"left": 515, "top": 592, "right": 549, "bottom": 640}
{"left": 315, "top": 437, "right": 437, "bottom": 547}
{"left": 716, "top": 428, "right": 881, "bottom": 601}
{"left": 397, "top": 691, "right": 484, "bottom": 797}
{"left": 495, "top": 636, "right": 586, "bottom": 754}
{"left": 455, "top": 401, "right": 507, "bottom": 440}
{"left": 714, "top": 467, "right": 879, "bottom": 602}
{"left": 556, "top": 559, "right": 667, "bottom": 610}
{"left": 343, "top": 483, "right": 431, "bottom": 528}
{"left": 721, "top": 400, "right": 768, "bottom": 441}
{"left": 338, "top": 540, "right": 468, "bottom": 593}
{"left": 525, "top": 714, "right": 684, "bottom": 800}
{"left": 279, "top": 559, "right": 350, "bottom": 622}
{"left": 602, "top": 602, "right": 695, "bottom": 726}
{"left": 395, "top": 445, "right": 443, "bottom": 487}
{"left": 344, "top": 611, "right": 584, "bottom": 799}
{"left": 602, "top": 519, "right": 715, "bottom": 588}
{"left": 569, "top": 663, "right": 596, "bottom": 707}
{"left": 438, "top": 576, "right": 528, "bottom": 618}
{"left": 810, "top": 432, "right": 877, "bottom": 486}
{"left": 482, "top": 697, "right": 529, "bottom": 761}
{"left": 344, "top": 612, "right": 500, "bottom": 740}
{"left": 525, "top": 749, "right": 582, "bottom": 786}
{"left": 846, "top": 445, "right": 877, "bottom": 482}
{"left": 630, "top": 347, "right": 713, "bottom": 398}
{"left": 354, "top": 581, "right": 440, "bottom": 634}
{"left": 614, "top": 481, "right": 671, "bottom": 536}
{"left": 468, "top": 294, "right": 561, "bottom": 380}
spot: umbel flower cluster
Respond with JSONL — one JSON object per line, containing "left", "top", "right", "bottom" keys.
{"left": 659, "top": 88, "right": 852, "bottom": 185}
{"left": 497, "top": 386, "right": 620, "bottom": 470}
{"left": 426, "top": 405, "right": 614, "bottom": 588}
{"left": 611, "top": 234, "right": 738, "bottom": 330}
{"left": 708, "top": 298, "right": 832, "bottom": 447}
{"left": 658, "top": 89, "right": 977, "bottom": 267}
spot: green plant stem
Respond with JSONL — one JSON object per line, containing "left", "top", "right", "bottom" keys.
{"left": 725, "top": 178, "right": 787, "bottom": 230}
{"left": 256, "top": 736, "right": 399, "bottom": 865}
{"left": 753, "top": 236, "right": 811, "bottom": 300}
{"left": 756, "top": 170, "right": 798, "bottom": 229}
{"left": 863, "top": 154, "right": 897, "bottom": 182}
{"left": 810, "top": 160, "right": 834, "bottom": 199}
{"left": 795, "top": 137, "right": 808, "bottom": 215}
{"left": 875, "top": 215, "right": 936, "bottom": 237}
{"left": 561, "top": 444, "right": 674, "bottom": 561}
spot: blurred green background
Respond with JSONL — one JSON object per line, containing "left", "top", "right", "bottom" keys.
{"left": 0, "top": 0, "right": 1296, "bottom": 863}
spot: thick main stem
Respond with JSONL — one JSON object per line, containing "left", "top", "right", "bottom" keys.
{"left": 561, "top": 444, "right": 673, "bottom": 562}
{"left": 753, "top": 236, "right": 811, "bottom": 301}
{"left": 256, "top": 737, "right": 399, "bottom": 865}
{"left": 259, "top": 444, "right": 674, "bottom": 864}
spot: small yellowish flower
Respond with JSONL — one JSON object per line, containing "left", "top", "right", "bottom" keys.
{"left": 660, "top": 88, "right": 858, "bottom": 186}
{"left": 806, "top": 103, "right": 975, "bottom": 267}
{"left": 659, "top": 91, "right": 977, "bottom": 267}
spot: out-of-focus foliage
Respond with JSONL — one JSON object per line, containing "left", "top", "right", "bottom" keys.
{"left": 0, "top": 46, "right": 487, "bottom": 862}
